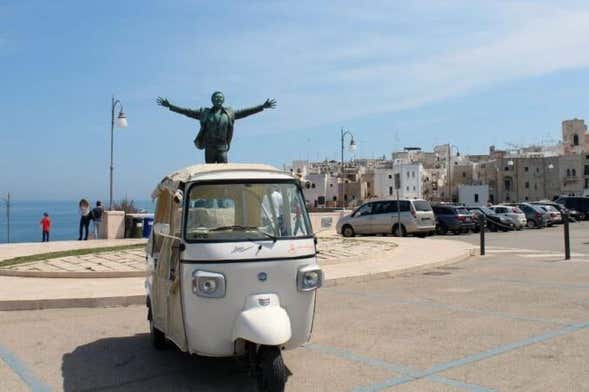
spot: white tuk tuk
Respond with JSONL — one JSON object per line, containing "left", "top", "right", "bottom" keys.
{"left": 146, "top": 163, "right": 322, "bottom": 391}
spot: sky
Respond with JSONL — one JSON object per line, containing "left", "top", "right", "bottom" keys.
{"left": 3, "top": 0, "right": 589, "bottom": 201}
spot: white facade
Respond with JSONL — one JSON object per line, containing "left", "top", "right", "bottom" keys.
{"left": 371, "top": 168, "right": 396, "bottom": 198}
{"left": 393, "top": 162, "right": 423, "bottom": 199}
{"left": 458, "top": 185, "right": 489, "bottom": 207}
{"left": 301, "top": 173, "right": 339, "bottom": 207}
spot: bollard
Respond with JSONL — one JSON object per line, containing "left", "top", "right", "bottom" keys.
{"left": 479, "top": 215, "right": 486, "bottom": 256}
{"left": 564, "top": 212, "right": 570, "bottom": 260}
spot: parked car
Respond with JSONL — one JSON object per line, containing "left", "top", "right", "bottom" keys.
{"left": 432, "top": 204, "right": 476, "bottom": 235}
{"left": 537, "top": 205, "right": 562, "bottom": 224}
{"left": 336, "top": 199, "right": 436, "bottom": 237}
{"left": 490, "top": 205, "right": 527, "bottom": 230}
{"left": 554, "top": 196, "right": 589, "bottom": 220}
{"left": 505, "top": 203, "right": 548, "bottom": 228}
{"left": 468, "top": 207, "right": 514, "bottom": 232}
{"left": 531, "top": 201, "right": 578, "bottom": 222}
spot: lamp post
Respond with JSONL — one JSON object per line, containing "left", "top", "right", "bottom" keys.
{"left": 109, "top": 96, "right": 128, "bottom": 210}
{"left": 447, "top": 144, "right": 460, "bottom": 202}
{"left": 1, "top": 193, "right": 9, "bottom": 243}
{"left": 543, "top": 162, "right": 555, "bottom": 199}
{"left": 340, "top": 128, "right": 356, "bottom": 208}
{"left": 507, "top": 159, "right": 515, "bottom": 201}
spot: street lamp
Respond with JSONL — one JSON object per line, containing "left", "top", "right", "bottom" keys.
{"left": 1, "top": 193, "right": 9, "bottom": 243}
{"left": 340, "top": 128, "right": 356, "bottom": 208}
{"left": 447, "top": 144, "right": 460, "bottom": 202}
{"left": 110, "top": 95, "right": 128, "bottom": 210}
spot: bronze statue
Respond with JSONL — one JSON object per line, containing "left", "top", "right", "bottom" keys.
{"left": 156, "top": 92, "right": 276, "bottom": 163}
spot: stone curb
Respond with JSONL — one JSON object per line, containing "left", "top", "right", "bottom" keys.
{"left": 323, "top": 249, "right": 476, "bottom": 287}
{"left": 0, "top": 295, "right": 146, "bottom": 311}
{"left": 0, "top": 270, "right": 147, "bottom": 278}
{"left": 0, "top": 248, "right": 476, "bottom": 312}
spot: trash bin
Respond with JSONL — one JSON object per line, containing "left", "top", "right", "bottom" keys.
{"left": 125, "top": 215, "right": 144, "bottom": 238}
{"left": 143, "top": 216, "right": 154, "bottom": 238}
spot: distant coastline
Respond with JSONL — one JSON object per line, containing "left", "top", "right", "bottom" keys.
{"left": 0, "top": 200, "right": 155, "bottom": 244}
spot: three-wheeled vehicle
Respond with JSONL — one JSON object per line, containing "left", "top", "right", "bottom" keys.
{"left": 146, "top": 163, "right": 322, "bottom": 391}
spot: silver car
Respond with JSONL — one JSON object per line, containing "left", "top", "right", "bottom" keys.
{"left": 336, "top": 199, "right": 436, "bottom": 237}
{"left": 491, "top": 205, "right": 527, "bottom": 230}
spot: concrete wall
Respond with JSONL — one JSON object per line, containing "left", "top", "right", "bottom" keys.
{"left": 103, "top": 211, "right": 125, "bottom": 239}
{"left": 309, "top": 211, "right": 348, "bottom": 233}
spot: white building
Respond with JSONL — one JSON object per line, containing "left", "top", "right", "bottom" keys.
{"left": 458, "top": 185, "right": 489, "bottom": 207}
{"left": 301, "top": 173, "right": 339, "bottom": 207}
{"left": 393, "top": 162, "right": 423, "bottom": 199}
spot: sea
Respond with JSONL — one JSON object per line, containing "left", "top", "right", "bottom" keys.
{"left": 0, "top": 200, "right": 155, "bottom": 244}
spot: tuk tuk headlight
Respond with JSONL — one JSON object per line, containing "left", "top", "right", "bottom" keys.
{"left": 192, "top": 270, "right": 226, "bottom": 298}
{"left": 297, "top": 266, "right": 323, "bottom": 291}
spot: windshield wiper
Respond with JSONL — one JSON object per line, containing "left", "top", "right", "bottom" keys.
{"left": 210, "top": 225, "right": 277, "bottom": 242}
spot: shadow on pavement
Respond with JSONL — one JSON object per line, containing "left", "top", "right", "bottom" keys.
{"left": 61, "top": 333, "right": 256, "bottom": 391}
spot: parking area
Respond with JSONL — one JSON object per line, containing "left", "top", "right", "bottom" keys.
{"left": 1, "top": 225, "right": 589, "bottom": 391}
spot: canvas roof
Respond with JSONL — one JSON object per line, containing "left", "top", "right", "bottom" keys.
{"left": 152, "top": 163, "right": 294, "bottom": 198}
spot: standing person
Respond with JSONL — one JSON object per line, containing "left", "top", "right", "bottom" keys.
{"left": 78, "top": 199, "right": 91, "bottom": 241}
{"left": 40, "top": 212, "right": 51, "bottom": 242}
{"left": 91, "top": 201, "right": 104, "bottom": 239}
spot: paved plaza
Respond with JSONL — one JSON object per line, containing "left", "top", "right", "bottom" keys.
{"left": 0, "top": 237, "right": 398, "bottom": 275}
{"left": 0, "top": 223, "right": 588, "bottom": 391}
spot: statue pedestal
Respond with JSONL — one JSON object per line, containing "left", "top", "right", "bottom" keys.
{"left": 103, "top": 211, "right": 125, "bottom": 239}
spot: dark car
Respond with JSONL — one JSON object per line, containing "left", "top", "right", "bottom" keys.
{"left": 531, "top": 201, "right": 578, "bottom": 222}
{"left": 554, "top": 196, "right": 589, "bottom": 220}
{"left": 432, "top": 205, "right": 476, "bottom": 235}
{"left": 468, "top": 207, "right": 514, "bottom": 232}
{"left": 507, "top": 203, "right": 548, "bottom": 228}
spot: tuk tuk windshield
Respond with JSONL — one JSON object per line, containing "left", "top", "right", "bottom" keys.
{"left": 185, "top": 181, "right": 312, "bottom": 241}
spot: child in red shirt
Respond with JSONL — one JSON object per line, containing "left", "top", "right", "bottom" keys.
{"left": 40, "top": 212, "right": 51, "bottom": 242}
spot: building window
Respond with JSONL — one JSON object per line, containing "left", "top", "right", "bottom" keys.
{"left": 525, "top": 182, "right": 529, "bottom": 189}
{"left": 534, "top": 183, "right": 537, "bottom": 190}
{"left": 462, "top": 172, "right": 466, "bottom": 178}
{"left": 574, "top": 134, "right": 579, "bottom": 146}
{"left": 567, "top": 169, "right": 571, "bottom": 177}
{"left": 333, "top": 196, "right": 337, "bottom": 201}
{"left": 572, "top": 169, "right": 577, "bottom": 177}
{"left": 413, "top": 186, "right": 416, "bottom": 191}
{"left": 412, "top": 171, "right": 415, "bottom": 178}
{"left": 474, "top": 193, "right": 479, "bottom": 203}
{"left": 389, "top": 186, "right": 393, "bottom": 195}
{"left": 504, "top": 178, "right": 512, "bottom": 192}
{"left": 525, "top": 196, "right": 529, "bottom": 201}
{"left": 406, "top": 172, "right": 410, "bottom": 178}
{"left": 585, "top": 179, "right": 589, "bottom": 189}
{"left": 585, "top": 165, "right": 589, "bottom": 175}
{"left": 311, "top": 183, "right": 316, "bottom": 189}
{"left": 329, "top": 184, "right": 333, "bottom": 187}
{"left": 388, "top": 174, "right": 392, "bottom": 179}
{"left": 536, "top": 167, "right": 540, "bottom": 173}
{"left": 525, "top": 167, "right": 529, "bottom": 172}
{"left": 406, "top": 186, "right": 409, "bottom": 191}
{"left": 504, "top": 166, "right": 509, "bottom": 171}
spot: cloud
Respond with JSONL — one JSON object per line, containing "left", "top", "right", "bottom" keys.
{"left": 157, "top": 2, "right": 589, "bottom": 135}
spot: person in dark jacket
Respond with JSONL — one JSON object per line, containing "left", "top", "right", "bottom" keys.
{"left": 91, "top": 201, "right": 104, "bottom": 239}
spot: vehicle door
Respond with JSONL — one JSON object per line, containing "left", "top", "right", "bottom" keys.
{"left": 351, "top": 203, "right": 374, "bottom": 234}
{"left": 151, "top": 191, "right": 187, "bottom": 349}
{"left": 493, "top": 206, "right": 508, "bottom": 221}
{"left": 370, "top": 201, "right": 392, "bottom": 234}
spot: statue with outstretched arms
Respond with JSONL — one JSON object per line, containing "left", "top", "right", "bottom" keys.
{"left": 156, "top": 91, "right": 276, "bottom": 163}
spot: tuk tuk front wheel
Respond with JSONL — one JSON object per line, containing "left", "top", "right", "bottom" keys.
{"left": 256, "top": 346, "right": 287, "bottom": 392}
{"left": 148, "top": 306, "right": 166, "bottom": 350}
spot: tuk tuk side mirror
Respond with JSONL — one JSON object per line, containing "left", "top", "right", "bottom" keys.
{"left": 153, "top": 223, "right": 170, "bottom": 236}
